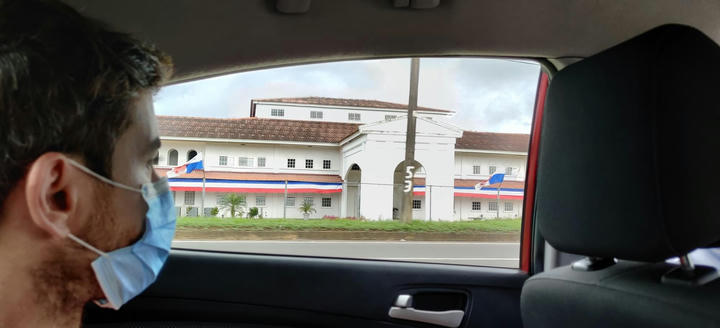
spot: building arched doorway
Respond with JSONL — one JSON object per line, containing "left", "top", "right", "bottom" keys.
{"left": 392, "top": 160, "right": 425, "bottom": 220}
{"left": 345, "top": 164, "right": 361, "bottom": 218}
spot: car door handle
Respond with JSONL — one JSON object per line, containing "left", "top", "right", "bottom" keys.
{"left": 388, "top": 306, "right": 465, "bottom": 328}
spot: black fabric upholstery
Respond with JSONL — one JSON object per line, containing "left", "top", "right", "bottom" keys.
{"left": 536, "top": 24, "right": 720, "bottom": 262}
{"left": 521, "top": 262, "right": 720, "bottom": 328}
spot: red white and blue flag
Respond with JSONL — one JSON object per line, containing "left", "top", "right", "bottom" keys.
{"left": 483, "top": 173, "right": 505, "bottom": 186}
{"left": 167, "top": 153, "right": 204, "bottom": 178}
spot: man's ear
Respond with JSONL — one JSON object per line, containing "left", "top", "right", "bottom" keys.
{"left": 25, "top": 153, "right": 80, "bottom": 239}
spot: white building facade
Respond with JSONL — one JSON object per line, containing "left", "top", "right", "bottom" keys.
{"left": 157, "top": 97, "right": 528, "bottom": 221}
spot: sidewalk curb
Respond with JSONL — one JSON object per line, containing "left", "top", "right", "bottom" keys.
{"left": 175, "top": 229, "right": 520, "bottom": 242}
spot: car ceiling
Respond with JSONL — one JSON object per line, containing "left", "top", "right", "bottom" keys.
{"left": 63, "top": 0, "right": 720, "bottom": 84}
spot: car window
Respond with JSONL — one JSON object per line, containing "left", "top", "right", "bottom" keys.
{"left": 155, "top": 57, "right": 541, "bottom": 268}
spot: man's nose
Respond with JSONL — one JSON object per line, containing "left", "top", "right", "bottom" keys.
{"left": 151, "top": 169, "right": 160, "bottom": 182}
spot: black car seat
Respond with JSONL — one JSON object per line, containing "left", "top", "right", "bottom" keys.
{"left": 521, "top": 24, "right": 720, "bottom": 327}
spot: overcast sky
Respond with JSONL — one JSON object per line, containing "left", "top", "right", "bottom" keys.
{"left": 153, "top": 58, "right": 540, "bottom": 133}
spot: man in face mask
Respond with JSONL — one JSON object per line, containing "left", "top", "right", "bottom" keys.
{"left": 0, "top": 0, "right": 175, "bottom": 327}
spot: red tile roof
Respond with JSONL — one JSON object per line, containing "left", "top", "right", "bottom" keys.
{"left": 455, "top": 131, "right": 529, "bottom": 153}
{"left": 158, "top": 116, "right": 359, "bottom": 143}
{"left": 157, "top": 116, "right": 529, "bottom": 152}
{"left": 155, "top": 168, "right": 343, "bottom": 183}
{"left": 253, "top": 97, "right": 453, "bottom": 113}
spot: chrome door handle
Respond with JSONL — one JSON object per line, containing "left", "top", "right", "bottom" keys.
{"left": 388, "top": 307, "right": 465, "bottom": 327}
{"left": 388, "top": 294, "right": 465, "bottom": 328}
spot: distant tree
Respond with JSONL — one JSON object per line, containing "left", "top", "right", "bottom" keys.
{"left": 219, "top": 193, "right": 245, "bottom": 218}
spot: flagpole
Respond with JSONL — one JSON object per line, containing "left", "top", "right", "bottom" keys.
{"left": 496, "top": 180, "right": 502, "bottom": 219}
{"left": 283, "top": 180, "right": 288, "bottom": 219}
{"left": 201, "top": 168, "right": 206, "bottom": 217}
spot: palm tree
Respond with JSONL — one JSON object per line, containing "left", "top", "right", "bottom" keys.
{"left": 299, "top": 199, "right": 316, "bottom": 220}
{"left": 219, "top": 193, "right": 246, "bottom": 218}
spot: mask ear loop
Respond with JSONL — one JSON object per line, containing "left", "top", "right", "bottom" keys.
{"left": 65, "top": 158, "right": 142, "bottom": 193}
{"left": 66, "top": 233, "right": 108, "bottom": 257}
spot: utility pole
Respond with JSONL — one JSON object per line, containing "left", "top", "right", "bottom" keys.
{"left": 400, "top": 58, "right": 420, "bottom": 223}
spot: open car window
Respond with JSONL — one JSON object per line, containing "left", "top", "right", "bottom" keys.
{"left": 154, "top": 57, "right": 541, "bottom": 269}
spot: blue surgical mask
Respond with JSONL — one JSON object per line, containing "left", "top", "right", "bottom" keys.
{"left": 65, "top": 159, "right": 177, "bottom": 310}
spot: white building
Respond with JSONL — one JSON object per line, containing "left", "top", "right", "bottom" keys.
{"left": 156, "top": 97, "right": 528, "bottom": 221}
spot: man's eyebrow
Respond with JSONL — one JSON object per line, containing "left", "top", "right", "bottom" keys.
{"left": 147, "top": 137, "right": 161, "bottom": 155}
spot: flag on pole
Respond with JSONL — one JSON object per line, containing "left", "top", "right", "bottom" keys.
{"left": 167, "top": 153, "right": 204, "bottom": 178}
{"left": 483, "top": 173, "right": 505, "bottom": 186}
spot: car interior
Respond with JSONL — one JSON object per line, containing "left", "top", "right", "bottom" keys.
{"left": 67, "top": 1, "right": 720, "bottom": 327}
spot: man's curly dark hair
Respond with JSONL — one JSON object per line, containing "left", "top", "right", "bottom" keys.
{"left": 0, "top": 0, "right": 173, "bottom": 208}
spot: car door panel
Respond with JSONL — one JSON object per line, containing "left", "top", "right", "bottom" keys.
{"left": 83, "top": 250, "right": 526, "bottom": 328}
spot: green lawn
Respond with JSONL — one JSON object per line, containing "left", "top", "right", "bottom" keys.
{"left": 177, "top": 217, "right": 522, "bottom": 233}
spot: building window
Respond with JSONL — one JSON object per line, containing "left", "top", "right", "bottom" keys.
{"left": 168, "top": 149, "right": 178, "bottom": 166}
{"left": 219, "top": 155, "right": 228, "bottom": 166}
{"left": 305, "top": 159, "right": 313, "bottom": 169}
{"left": 285, "top": 197, "right": 296, "bottom": 207}
{"left": 216, "top": 193, "right": 226, "bottom": 205}
{"left": 472, "top": 201, "right": 482, "bottom": 211}
{"left": 287, "top": 158, "right": 295, "bottom": 168}
{"left": 472, "top": 165, "right": 481, "bottom": 174}
{"left": 348, "top": 113, "right": 361, "bottom": 121}
{"left": 239, "top": 157, "right": 254, "bottom": 167}
{"left": 256, "top": 196, "right": 266, "bottom": 207}
{"left": 489, "top": 201, "right": 498, "bottom": 211}
{"left": 187, "top": 150, "right": 198, "bottom": 161}
{"left": 412, "top": 199, "right": 422, "bottom": 209}
{"left": 310, "top": 111, "right": 323, "bottom": 119}
{"left": 505, "top": 167, "right": 513, "bottom": 175}
{"left": 257, "top": 157, "right": 266, "bottom": 167}
{"left": 351, "top": 164, "right": 360, "bottom": 171}
{"left": 322, "top": 197, "right": 332, "bottom": 208}
{"left": 489, "top": 166, "right": 497, "bottom": 175}
{"left": 304, "top": 197, "right": 314, "bottom": 206}
{"left": 271, "top": 108, "right": 284, "bottom": 117}
{"left": 184, "top": 191, "right": 195, "bottom": 205}
{"left": 385, "top": 115, "right": 397, "bottom": 120}
{"left": 323, "top": 160, "right": 331, "bottom": 169}
{"left": 504, "top": 202, "right": 513, "bottom": 212}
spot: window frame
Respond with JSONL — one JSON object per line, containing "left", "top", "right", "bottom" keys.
{"left": 412, "top": 199, "right": 422, "bottom": 209}
{"left": 321, "top": 197, "right": 332, "bottom": 208}
{"left": 488, "top": 201, "right": 498, "bottom": 211}
{"left": 271, "top": 108, "right": 285, "bottom": 117}
{"left": 167, "top": 149, "right": 178, "bottom": 166}
{"left": 472, "top": 201, "right": 482, "bottom": 211}
{"left": 305, "top": 159, "right": 314, "bottom": 169}
{"left": 287, "top": 158, "right": 296, "bottom": 168}
{"left": 184, "top": 191, "right": 195, "bottom": 205}
{"left": 310, "top": 111, "right": 323, "bottom": 119}
{"left": 504, "top": 202, "right": 513, "bottom": 212}
{"left": 256, "top": 196, "right": 266, "bottom": 207}
{"left": 257, "top": 157, "right": 267, "bottom": 167}
{"left": 304, "top": 196, "right": 314, "bottom": 206}
{"left": 219, "top": 155, "right": 228, "bottom": 166}
{"left": 323, "top": 160, "right": 331, "bottom": 169}
{"left": 472, "top": 165, "right": 482, "bottom": 175}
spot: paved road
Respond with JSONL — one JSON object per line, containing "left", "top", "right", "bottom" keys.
{"left": 172, "top": 240, "right": 520, "bottom": 268}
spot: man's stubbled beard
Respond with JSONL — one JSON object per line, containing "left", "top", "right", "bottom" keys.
{"left": 30, "top": 180, "right": 121, "bottom": 324}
